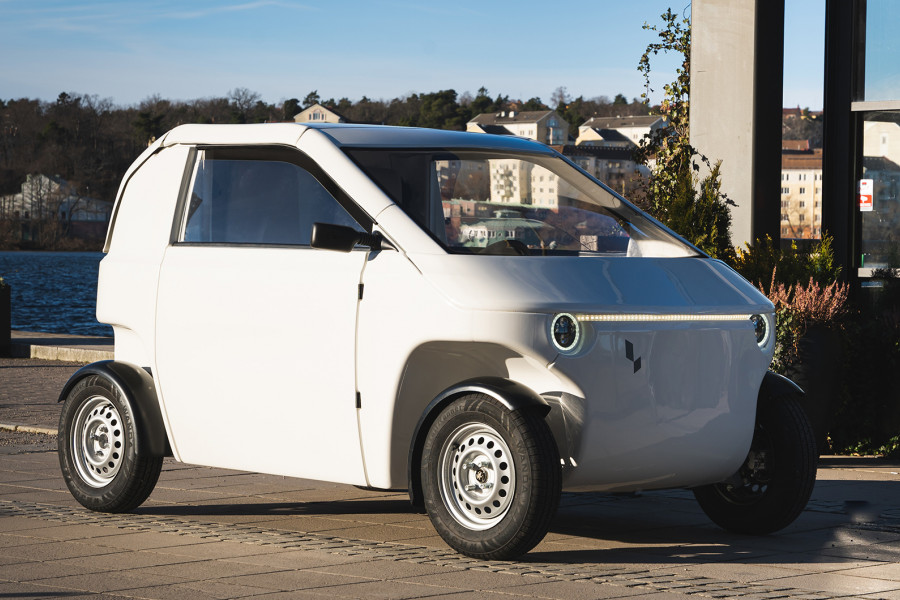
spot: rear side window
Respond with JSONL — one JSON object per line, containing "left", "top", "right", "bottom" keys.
{"left": 180, "top": 148, "right": 364, "bottom": 245}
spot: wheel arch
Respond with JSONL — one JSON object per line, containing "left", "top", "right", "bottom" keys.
{"left": 760, "top": 370, "right": 805, "bottom": 401}
{"left": 58, "top": 360, "right": 172, "bottom": 457}
{"left": 407, "top": 376, "right": 550, "bottom": 508}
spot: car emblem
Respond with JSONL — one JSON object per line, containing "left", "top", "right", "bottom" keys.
{"left": 625, "top": 340, "right": 642, "bottom": 373}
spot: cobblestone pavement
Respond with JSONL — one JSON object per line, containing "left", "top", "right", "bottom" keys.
{"left": 0, "top": 357, "right": 81, "bottom": 431}
{"left": 2, "top": 355, "right": 900, "bottom": 599}
{"left": 1, "top": 432, "right": 900, "bottom": 598}
{"left": 0, "top": 429, "right": 55, "bottom": 452}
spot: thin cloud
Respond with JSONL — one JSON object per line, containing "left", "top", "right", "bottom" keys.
{"left": 6, "top": 1, "right": 315, "bottom": 33}
{"left": 161, "top": 1, "right": 315, "bottom": 20}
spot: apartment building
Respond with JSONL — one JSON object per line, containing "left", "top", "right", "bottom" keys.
{"left": 780, "top": 147, "right": 823, "bottom": 239}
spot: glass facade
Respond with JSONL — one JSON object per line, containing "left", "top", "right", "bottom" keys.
{"left": 863, "top": 0, "right": 900, "bottom": 102}
{"left": 848, "top": 0, "right": 900, "bottom": 276}
{"left": 860, "top": 112, "right": 900, "bottom": 269}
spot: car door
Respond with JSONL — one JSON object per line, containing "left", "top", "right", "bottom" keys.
{"left": 154, "top": 146, "right": 370, "bottom": 484}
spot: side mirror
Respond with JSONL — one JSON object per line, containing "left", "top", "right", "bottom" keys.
{"left": 311, "top": 222, "right": 393, "bottom": 253}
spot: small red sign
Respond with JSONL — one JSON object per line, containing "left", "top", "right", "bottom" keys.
{"left": 859, "top": 179, "right": 874, "bottom": 212}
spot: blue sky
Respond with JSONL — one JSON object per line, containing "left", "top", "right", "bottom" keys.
{"left": 1, "top": 1, "right": 824, "bottom": 109}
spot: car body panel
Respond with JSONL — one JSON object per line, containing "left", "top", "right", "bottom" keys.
{"left": 154, "top": 244, "right": 368, "bottom": 480}
{"left": 549, "top": 321, "right": 766, "bottom": 490}
{"left": 95, "top": 122, "right": 776, "bottom": 494}
{"left": 407, "top": 254, "right": 771, "bottom": 314}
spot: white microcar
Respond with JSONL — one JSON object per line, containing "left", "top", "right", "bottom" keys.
{"left": 58, "top": 123, "right": 817, "bottom": 560}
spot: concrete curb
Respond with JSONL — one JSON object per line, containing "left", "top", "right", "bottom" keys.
{"left": 8, "top": 341, "right": 113, "bottom": 363}
{"left": 0, "top": 422, "right": 57, "bottom": 436}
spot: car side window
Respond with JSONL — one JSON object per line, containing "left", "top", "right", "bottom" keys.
{"left": 181, "top": 151, "right": 364, "bottom": 245}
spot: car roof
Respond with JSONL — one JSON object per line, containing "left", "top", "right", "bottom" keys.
{"left": 159, "top": 122, "right": 556, "bottom": 154}
{"left": 313, "top": 123, "right": 555, "bottom": 153}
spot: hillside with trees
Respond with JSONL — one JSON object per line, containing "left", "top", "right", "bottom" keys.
{"left": 1, "top": 87, "right": 649, "bottom": 208}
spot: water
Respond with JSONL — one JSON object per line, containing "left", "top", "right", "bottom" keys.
{"left": 0, "top": 251, "right": 112, "bottom": 337}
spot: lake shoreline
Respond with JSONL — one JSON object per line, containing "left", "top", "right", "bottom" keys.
{"left": 0, "top": 251, "right": 112, "bottom": 337}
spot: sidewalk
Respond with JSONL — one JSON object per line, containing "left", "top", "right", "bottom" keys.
{"left": 2, "top": 335, "right": 900, "bottom": 598}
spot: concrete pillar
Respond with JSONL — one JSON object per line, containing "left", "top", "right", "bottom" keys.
{"left": 691, "top": 0, "right": 784, "bottom": 248}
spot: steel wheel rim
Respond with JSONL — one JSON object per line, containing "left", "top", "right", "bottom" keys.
{"left": 72, "top": 396, "right": 124, "bottom": 488}
{"left": 439, "top": 422, "right": 516, "bottom": 531}
{"left": 714, "top": 422, "right": 772, "bottom": 505}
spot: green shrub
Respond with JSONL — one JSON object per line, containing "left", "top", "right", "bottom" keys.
{"left": 730, "top": 233, "right": 841, "bottom": 293}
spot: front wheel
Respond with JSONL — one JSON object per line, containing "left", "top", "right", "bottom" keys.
{"left": 421, "top": 394, "right": 561, "bottom": 560}
{"left": 693, "top": 395, "right": 817, "bottom": 534}
{"left": 58, "top": 376, "right": 163, "bottom": 512}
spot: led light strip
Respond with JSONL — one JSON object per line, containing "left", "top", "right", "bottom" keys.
{"left": 574, "top": 313, "right": 754, "bottom": 323}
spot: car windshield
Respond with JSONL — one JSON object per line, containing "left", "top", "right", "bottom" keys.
{"left": 345, "top": 148, "right": 700, "bottom": 257}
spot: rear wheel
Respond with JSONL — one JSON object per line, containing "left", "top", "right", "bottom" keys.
{"left": 693, "top": 395, "right": 816, "bottom": 534}
{"left": 58, "top": 376, "right": 162, "bottom": 512}
{"left": 421, "top": 394, "right": 561, "bottom": 560}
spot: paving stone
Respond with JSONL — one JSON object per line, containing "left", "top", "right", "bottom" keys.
{"left": 34, "top": 569, "right": 191, "bottom": 593}
{"left": 510, "top": 579, "right": 652, "bottom": 599}
{"left": 0, "top": 579, "right": 105, "bottom": 598}
{"left": 0, "top": 538, "right": 120, "bottom": 561}
{"left": 313, "top": 579, "right": 464, "bottom": 599}
{"left": 218, "top": 568, "right": 371, "bottom": 592}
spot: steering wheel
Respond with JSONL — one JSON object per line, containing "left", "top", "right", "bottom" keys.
{"left": 479, "top": 239, "right": 530, "bottom": 256}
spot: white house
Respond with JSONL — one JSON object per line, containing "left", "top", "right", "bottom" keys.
{"left": 0, "top": 174, "right": 111, "bottom": 223}
{"left": 293, "top": 103, "right": 347, "bottom": 124}
{"left": 575, "top": 115, "right": 666, "bottom": 148}
{"left": 467, "top": 110, "right": 568, "bottom": 146}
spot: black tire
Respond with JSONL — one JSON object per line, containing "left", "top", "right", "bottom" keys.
{"left": 421, "top": 394, "right": 561, "bottom": 560}
{"left": 693, "top": 394, "right": 817, "bottom": 534}
{"left": 58, "top": 375, "right": 162, "bottom": 512}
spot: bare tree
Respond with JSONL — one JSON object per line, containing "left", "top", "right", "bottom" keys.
{"left": 228, "top": 88, "right": 262, "bottom": 123}
{"left": 550, "top": 86, "right": 571, "bottom": 109}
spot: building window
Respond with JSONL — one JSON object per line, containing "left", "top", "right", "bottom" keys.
{"left": 799, "top": 214, "right": 805, "bottom": 222}
{"left": 799, "top": 187, "right": 806, "bottom": 194}
{"left": 781, "top": 187, "right": 789, "bottom": 194}
{"left": 799, "top": 201, "right": 806, "bottom": 208}
{"left": 781, "top": 213, "right": 789, "bottom": 221}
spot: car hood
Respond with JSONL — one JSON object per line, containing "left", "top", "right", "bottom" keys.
{"left": 408, "top": 254, "right": 772, "bottom": 314}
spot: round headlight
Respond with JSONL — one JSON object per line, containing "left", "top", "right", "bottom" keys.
{"left": 750, "top": 314, "right": 769, "bottom": 347}
{"left": 551, "top": 313, "right": 580, "bottom": 352}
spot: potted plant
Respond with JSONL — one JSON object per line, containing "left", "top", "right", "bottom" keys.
{"left": 767, "top": 273, "right": 849, "bottom": 453}
{"left": 730, "top": 235, "right": 849, "bottom": 454}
